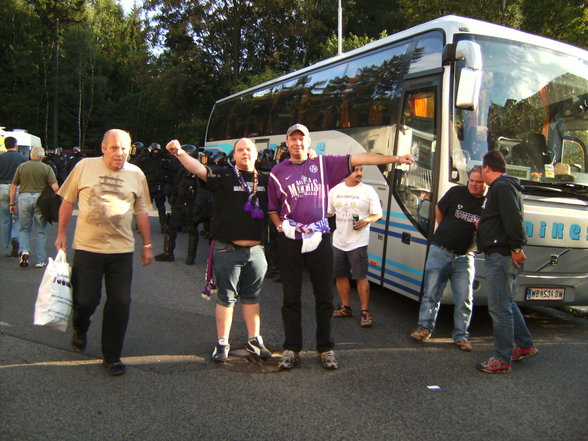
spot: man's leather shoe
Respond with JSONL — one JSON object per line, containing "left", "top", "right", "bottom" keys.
{"left": 71, "top": 330, "right": 87, "bottom": 353}
{"left": 102, "top": 360, "right": 126, "bottom": 376}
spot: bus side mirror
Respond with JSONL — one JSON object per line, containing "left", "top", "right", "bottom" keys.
{"left": 443, "top": 41, "right": 483, "bottom": 111}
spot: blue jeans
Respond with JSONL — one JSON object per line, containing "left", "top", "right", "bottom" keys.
{"left": 417, "top": 244, "right": 474, "bottom": 342}
{"left": 485, "top": 253, "right": 534, "bottom": 363}
{"left": 213, "top": 241, "right": 267, "bottom": 307}
{"left": 0, "top": 184, "right": 17, "bottom": 255}
{"left": 18, "top": 192, "right": 48, "bottom": 264}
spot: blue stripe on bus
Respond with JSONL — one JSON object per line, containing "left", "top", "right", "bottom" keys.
{"left": 367, "top": 270, "right": 381, "bottom": 281}
{"left": 383, "top": 278, "right": 421, "bottom": 297}
{"left": 383, "top": 267, "right": 422, "bottom": 287}
{"left": 204, "top": 143, "right": 234, "bottom": 154}
{"left": 384, "top": 230, "right": 428, "bottom": 246}
{"left": 371, "top": 225, "right": 386, "bottom": 235}
{"left": 382, "top": 257, "right": 424, "bottom": 277}
{"left": 387, "top": 211, "right": 410, "bottom": 220}
{"left": 388, "top": 221, "right": 419, "bottom": 232}
{"left": 368, "top": 254, "right": 423, "bottom": 281}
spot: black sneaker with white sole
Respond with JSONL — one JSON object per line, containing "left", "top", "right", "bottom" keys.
{"left": 19, "top": 251, "right": 29, "bottom": 268}
{"left": 212, "top": 342, "right": 230, "bottom": 362}
{"left": 246, "top": 336, "right": 272, "bottom": 360}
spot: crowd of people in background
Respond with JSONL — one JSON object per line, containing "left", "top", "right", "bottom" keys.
{"left": 1, "top": 125, "right": 538, "bottom": 377}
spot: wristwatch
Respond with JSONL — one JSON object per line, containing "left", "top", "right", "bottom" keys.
{"left": 512, "top": 248, "right": 522, "bottom": 253}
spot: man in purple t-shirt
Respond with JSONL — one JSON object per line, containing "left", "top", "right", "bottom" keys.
{"left": 268, "top": 124, "right": 413, "bottom": 370}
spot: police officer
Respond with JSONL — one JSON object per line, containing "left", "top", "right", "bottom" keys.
{"left": 137, "top": 143, "right": 172, "bottom": 232}
{"left": 65, "top": 147, "right": 85, "bottom": 175}
{"left": 129, "top": 142, "right": 145, "bottom": 164}
{"left": 50, "top": 147, "right": 69, "bottom": 186}
{"left": 155, "top": 145, "right": 201, "bottom": 264}
{"left": 257, "top": 148, "right": 280, "bottom": 282}
{"left": 194, "top": 151, "right": 213, "bottom": 240}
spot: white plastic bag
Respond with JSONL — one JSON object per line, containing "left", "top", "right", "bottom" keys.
{"left": 34, "top": 249, "right": 73, "bottom": 332}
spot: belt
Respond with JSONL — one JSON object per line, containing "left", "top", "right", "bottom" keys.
{"left": 483, "top": 246, "right": 511, "bottom": 257}
{"left": 433, "top": 243, "right": 468, "bottom": 256}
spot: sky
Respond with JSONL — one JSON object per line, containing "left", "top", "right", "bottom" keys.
{"left": 117, "top": 0, "right": 137, "bottom": 15}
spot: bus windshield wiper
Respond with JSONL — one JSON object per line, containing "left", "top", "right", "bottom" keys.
{"left": 522, "top": 182, "right": 588, "bottom": 201}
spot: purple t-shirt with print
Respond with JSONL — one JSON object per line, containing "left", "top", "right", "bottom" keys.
{"left": 268, "top": 155, "right": 351, "bottom": 227}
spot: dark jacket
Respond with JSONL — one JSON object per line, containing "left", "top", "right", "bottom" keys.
{"left": 36, "top": 186, "right": 62, "bottom": 224}
{"left": 476, "top": 174, "right": 526, "bottom": 254}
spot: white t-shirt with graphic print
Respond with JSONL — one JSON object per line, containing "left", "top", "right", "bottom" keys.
{"left": 328, "top": 181, "right": 382, "bottom": 251}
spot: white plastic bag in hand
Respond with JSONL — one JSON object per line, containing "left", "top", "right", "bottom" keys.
{"left": 34, "top": 249, "right": 73, "bottom": 332}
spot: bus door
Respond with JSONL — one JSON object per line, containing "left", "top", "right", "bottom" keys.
{"left": 380, "top": 77, "right": 440, "bottom": 301}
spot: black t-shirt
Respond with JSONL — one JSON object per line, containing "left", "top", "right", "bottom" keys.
{"left": 433, "top": 185, "right": 484, "bottom": 255}
{"left": 205, "top": 166, "right": 269, "bottom": 243}
{"left": 0, "top": 151, "right": 27, "bottom": 183}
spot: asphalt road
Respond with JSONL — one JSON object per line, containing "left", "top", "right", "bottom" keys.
{"left": 1, "top": 216, "right": 587, "bottom": 441}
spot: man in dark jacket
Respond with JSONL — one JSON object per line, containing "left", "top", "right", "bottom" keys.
{"left": 476, "top": 150, "right": 537, "bottom": 374}
{"left": 155, "top": 145, "right": 201, "bottom": 264}
{"left": 137, "top": 143, "right": 173, "bottom": 232}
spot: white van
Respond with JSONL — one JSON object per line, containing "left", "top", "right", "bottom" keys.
{"left": 0, "top": 128, "right": 42, "bottom": 157}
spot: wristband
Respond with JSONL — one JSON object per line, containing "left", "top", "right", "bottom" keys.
{"left": 174, "top": 148, "right": 185, "bottom": 157}
{"left": 9, "top": 204, "right": 15, "bottom": 206}
{"left": 143, "top": 243, "right": 153, "bottom": 249}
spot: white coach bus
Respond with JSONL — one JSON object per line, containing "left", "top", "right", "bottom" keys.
{"left": 204, "top": 15, "right": 588, "bottom": 305}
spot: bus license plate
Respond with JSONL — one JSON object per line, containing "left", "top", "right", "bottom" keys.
{"left": 526, "top": 287, "right": 565, "bottom": 301}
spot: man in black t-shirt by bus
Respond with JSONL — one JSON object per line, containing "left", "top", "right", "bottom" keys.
{"left": 166, "top": 138, "right": 272, "bottom": 363}
{"left": 410, "top": 166, "right": 486, "bottom": 351}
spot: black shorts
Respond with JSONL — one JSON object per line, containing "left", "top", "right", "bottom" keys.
{"left": 333, "top": 246, "right": 368, "bottom": 280}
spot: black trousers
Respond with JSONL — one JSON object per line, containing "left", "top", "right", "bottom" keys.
{"left": 71, "top": 250, "right": 133, "bottom": 362}
{"left": 278, "top": 233, "right": 335, "bottom": 353}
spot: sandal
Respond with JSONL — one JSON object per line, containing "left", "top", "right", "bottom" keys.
{"left": 360, "top": 310, "right": 373, "bottom": 327}
{"left": 333, "top": 305, "right": 352, "bottom": 318}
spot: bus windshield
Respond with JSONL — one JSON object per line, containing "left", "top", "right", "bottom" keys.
{"left": 452, "top": 36, "right": 588, "bottom": 196}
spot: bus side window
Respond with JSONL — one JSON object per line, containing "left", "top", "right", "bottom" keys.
{"left": 394, "top": 87, "right": 437, "bottom": 235}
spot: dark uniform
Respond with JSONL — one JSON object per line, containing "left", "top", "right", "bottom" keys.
{"left": 155, "top": 145, "right": 202, "bottom": 264}
{"left": 137, "top": 143, "right": 173, "bottom": 232}
{"left": 257, "top": 148, "right": 280, "bottom": 281}
{"left": 65, "top": 147, "right": 85, "bottom": 176}
{"left": 50, "top": 148, "right": 69, "bottom": 186}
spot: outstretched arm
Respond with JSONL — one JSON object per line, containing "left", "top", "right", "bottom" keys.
{"left": 166, "top": 140, "right": 209, "bottom": 182}
{"left": 350, "top": 153, "right": 414, "bottom": 167}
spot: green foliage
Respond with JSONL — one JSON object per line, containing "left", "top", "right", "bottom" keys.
{"left": 1, "top": 0, "right": 585, "bottom": 148}
{"left": 320, "top": 31, "right": 389, "bottom": 58}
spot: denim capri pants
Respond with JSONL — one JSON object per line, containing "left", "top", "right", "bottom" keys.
{"left": 213, "top": 241, "right": 267, "bottom": 307}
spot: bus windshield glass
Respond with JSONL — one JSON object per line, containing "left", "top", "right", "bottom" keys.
{"left": 452, "top": 35, "right": 588, "bottom": 196}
